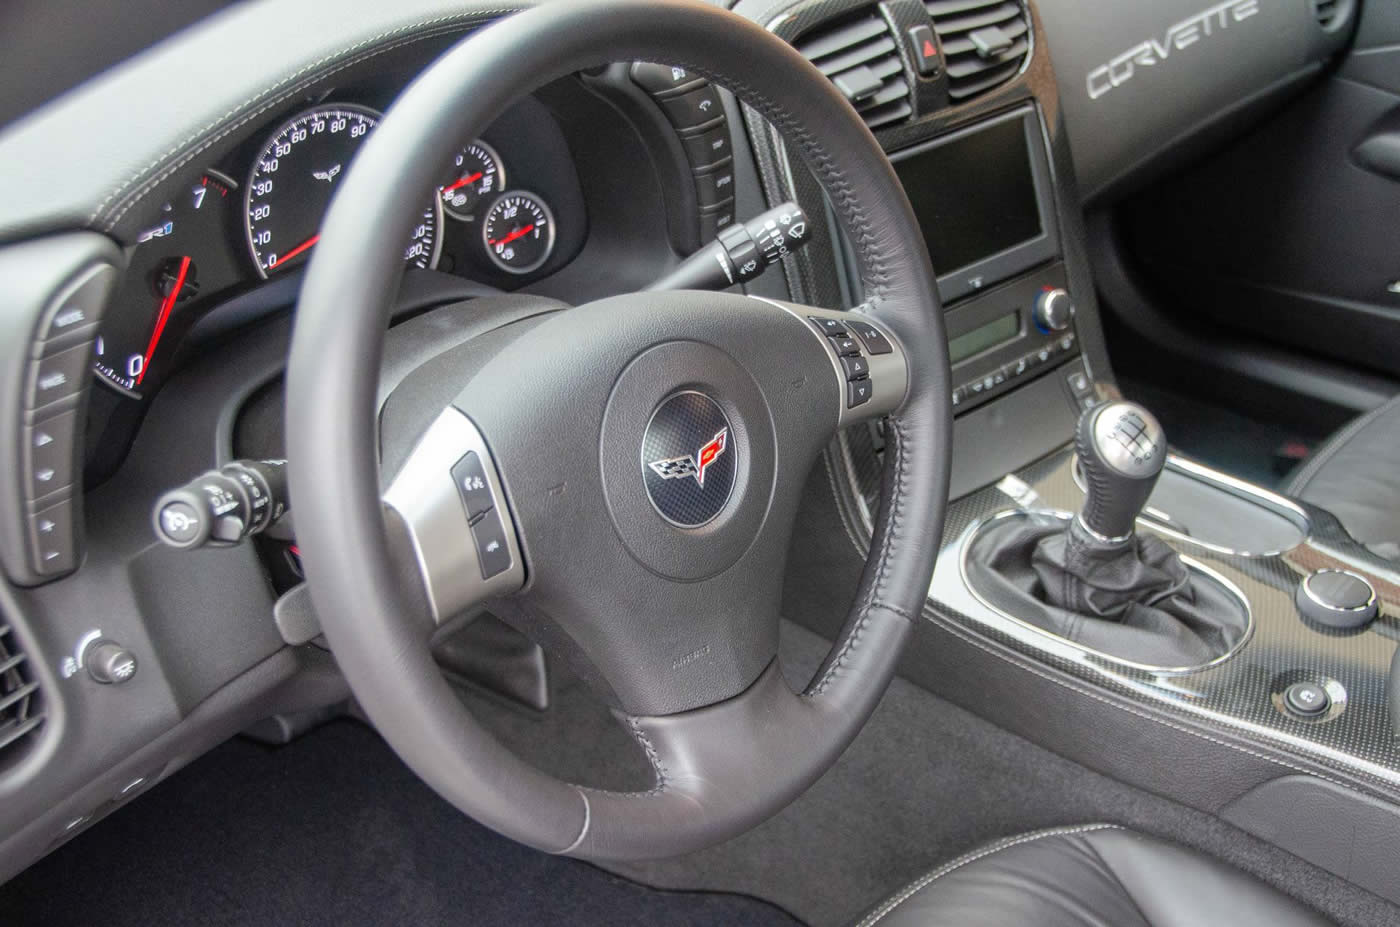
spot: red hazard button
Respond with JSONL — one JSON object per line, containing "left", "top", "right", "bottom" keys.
{"left": 908, "top": 24, "right": 941, "bottom": 78}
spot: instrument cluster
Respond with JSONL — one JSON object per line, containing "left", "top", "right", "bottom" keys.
{"left": 93, "top": 95, "right": 580, "bottom": 401}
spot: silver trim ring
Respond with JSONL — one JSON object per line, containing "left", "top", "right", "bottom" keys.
{"left": 1301, "top": 569, "right": 1378, "bottom": 614}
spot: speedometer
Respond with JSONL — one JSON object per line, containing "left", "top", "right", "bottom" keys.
{"left": 243, "top": 104, "right": 441, "bottom": 278}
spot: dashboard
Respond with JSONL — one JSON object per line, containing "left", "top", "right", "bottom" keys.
{"left": 0, "top": 0, "right": 1359, "bottom": 892}
{"left": 88, "top": 81, "right": 587, "bottom": 406}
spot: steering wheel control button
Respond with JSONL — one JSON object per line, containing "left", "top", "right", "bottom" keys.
{"left": 847, "top": 379, "right": 873, "bottom": 409}
{"left": 470, "top": 510, "right": 513, "bottom": 579}
{"left": 842, "top": 355, "right": 870, "bottom": 380}
{"left": 808, "top": 316, "right": 847, "bottom": 337}
{"left": 829, "top": 334, "right": 861, "bottom": 357}
{"left": 1282, "top": 681, "right": 1330, "bottom": 718}
{"left": 451, "top": 452, "right": 495, "bottom": 522}
{"left": 847, "top": 320, "right": 893, "bottom": 355}
{"left": 1296, "top": 569, "right": 1378, "bottom": 631}
{"left": 642, "top": 392, "right": 736, "bottom": 528}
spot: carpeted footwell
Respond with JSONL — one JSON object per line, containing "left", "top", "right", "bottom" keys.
{"left": 0, "top": 719, "right": 800, "bottom": 927}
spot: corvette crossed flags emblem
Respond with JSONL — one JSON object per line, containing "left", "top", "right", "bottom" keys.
{"left": 647, "top": 428, "right": 729, "bottom": 488}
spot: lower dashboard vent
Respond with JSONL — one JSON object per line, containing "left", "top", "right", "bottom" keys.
{"left": 0, "top": 618, "right": 44, "bottom": 765}
{"left": 927, "top": 0, "right": 1030, "bottom": 101}
{"left": 793, "top": 10, "right": 913, "bottom": 130}
{"left": 1313, "top": 0, "right": 1339, "bottom": 27}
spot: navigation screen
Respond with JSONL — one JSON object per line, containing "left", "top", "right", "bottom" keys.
{"left": 893, "top": 117, "right": 1043, "bottom": 276}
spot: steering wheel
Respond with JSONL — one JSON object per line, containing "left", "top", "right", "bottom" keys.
{"left": 286, "top": 0, "right": 951, "bottom": 861}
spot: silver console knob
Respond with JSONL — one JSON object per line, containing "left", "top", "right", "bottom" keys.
{"left": 1033, "top": 287, "right": 1074, "bottom": 333}
{"left": 1075, "top": 401, "right": 1166, "bottom": 543}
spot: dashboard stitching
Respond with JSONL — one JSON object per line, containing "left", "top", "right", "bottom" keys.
{"left": 93, "top": 11, "right": 520, "bottom": 232}
{"left": 927, "top": 609, "right": 1400, "bottom": 803}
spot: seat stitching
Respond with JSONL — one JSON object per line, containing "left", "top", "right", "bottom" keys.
{"left": 855, "top": 824, "right": 1123, "bottom": 927}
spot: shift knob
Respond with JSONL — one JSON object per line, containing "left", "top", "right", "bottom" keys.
{"left": 1075, "top": 400, "right": 1166, "bottom": 543}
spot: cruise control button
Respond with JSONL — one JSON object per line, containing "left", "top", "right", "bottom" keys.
{"left": 450, "top": 452, "right": 494, "bottom": 521}
{"left": 27, "top": 342, "right": 91, "bottom": 409}
{"left": 681, "top": 124, "right": 732, "bottom": 169}
{"left": 842, "top": 355, "right": 870, "bottom": 380}
{"left": 470, "top": 509, "right": 513, "bottom": 579}
{"left": 829, "top": 334, "right": 861, "bottom": 356}
{"left": 847, "top": 378, "right": 873, "bottom": 409}
{"left": 660, "top": 84, "right": 724, "bottom": 129}
{"left": 808, "top": 316, "right": 847, "bottom": 336}
{"left": 847, "top": 320, "right": 893, "bottom": 355}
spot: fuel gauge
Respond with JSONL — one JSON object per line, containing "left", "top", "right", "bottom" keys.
{"left": 482, "top": 191, "right": 555, "bottom": 275}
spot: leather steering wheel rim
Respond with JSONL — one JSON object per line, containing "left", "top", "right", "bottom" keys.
{"left": 287, "top": 0, "right": 951, "bottom": 862}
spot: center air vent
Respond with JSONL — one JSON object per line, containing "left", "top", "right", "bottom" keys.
{"left": 927, "top": 0, "right": 1030, "bottom": 101}
{"left": 0, "top": 618, "right": 44, "bottom": 769}
{"left": 794, "top": 10, "right": 913, "bottom": 131}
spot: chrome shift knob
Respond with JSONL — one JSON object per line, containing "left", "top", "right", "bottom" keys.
{"left": 1075, "top": 400, "right": 1166, "bottom": 543}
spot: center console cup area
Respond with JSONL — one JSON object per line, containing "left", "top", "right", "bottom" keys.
{"left": 964, "top": 401, "right": 1250, "bottom": 670}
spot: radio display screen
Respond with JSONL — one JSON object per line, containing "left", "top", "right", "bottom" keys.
{"left": 893, "top": 116, "right": 1043, "bottom": 276}
{"left": 948, "top": 312, "right": 1019, "bottom": 364}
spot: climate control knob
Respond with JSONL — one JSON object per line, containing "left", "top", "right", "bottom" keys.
{"left": 1033, "top": 288, "right": 1074, "bottom": 333}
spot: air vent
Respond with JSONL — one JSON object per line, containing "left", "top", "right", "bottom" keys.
{"left": 927, "top": 0, "right": 1030, "bottom": 102}
{"left": 1313, "top": 0, "right": 1339, "bottom": 27}
{"left": 0, "top": 618, "right": 44, "bottom": 766}
{"left": 794, "top": 11, "right": 913, "bottom": 131}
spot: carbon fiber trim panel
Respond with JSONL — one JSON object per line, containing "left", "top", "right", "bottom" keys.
{"left": 911, "top": 447, "right": 1400, "bottom": 790}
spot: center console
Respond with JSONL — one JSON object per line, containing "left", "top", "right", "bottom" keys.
{"left": 749, "top": 0, "right": 1400, "bottom": 908}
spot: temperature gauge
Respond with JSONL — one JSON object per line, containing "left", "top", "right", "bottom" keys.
{"left": 481, "top": 191, "right": 555, "bottom": 275}
{"left": 439, "top": 140, "right": 505, "bottom": 221}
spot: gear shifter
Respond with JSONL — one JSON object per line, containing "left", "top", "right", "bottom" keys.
{"left": 1074, "top": 401, "right": 1167, "bottom": 544}
{"left": 964, "top": 399, "right": 1250, "bottom": 668}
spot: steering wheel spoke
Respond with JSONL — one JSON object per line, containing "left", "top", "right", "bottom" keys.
{"left": 383, "top": 407, "right": 525, "bottom": 625}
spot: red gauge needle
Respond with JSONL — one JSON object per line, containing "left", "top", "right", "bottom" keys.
{"left": 441, "top": 172, "right": 484, "bottom": 194}
{"left": 136, "top": 255, "right": 191, "bottom": 386}
{"left": 489, "top": 224, "right": 535, "bottom": 248}
{"left": 270, "top": 233, "right": 320, "bottom": 270}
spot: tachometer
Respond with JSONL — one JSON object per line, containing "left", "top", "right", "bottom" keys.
{"left": 243, "top": 104, "right": 441, "bottom": 278}
{"left": 481, "top": 192, "right": 556, "bottom": 275}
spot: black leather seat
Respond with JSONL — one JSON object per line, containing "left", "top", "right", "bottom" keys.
{"left": 857, "top": 825, "right": 1327, "bottom": 926}
{"left": 1287, "top": 394, "right": 1400, "bottom": 560}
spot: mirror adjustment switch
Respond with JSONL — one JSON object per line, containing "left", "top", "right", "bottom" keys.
{"left": 470, "top": 510, "right": 513, "bottom": 579}
{"left": 451, "top": 452, "right": 495, "bottom": 521}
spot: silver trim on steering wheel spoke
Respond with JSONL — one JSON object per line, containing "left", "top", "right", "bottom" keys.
{"left": 383, "top": 408, "right": 525, "bottom": 623}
